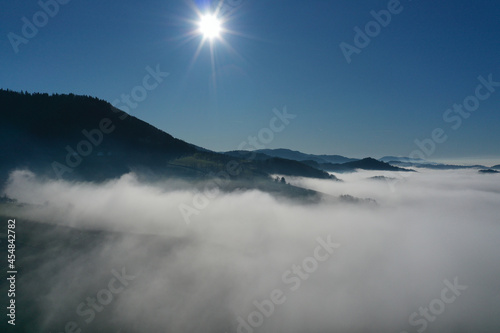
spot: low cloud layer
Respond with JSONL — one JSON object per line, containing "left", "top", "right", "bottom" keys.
{"left": 2, "top": 169, "right": 500, "bottom": 332}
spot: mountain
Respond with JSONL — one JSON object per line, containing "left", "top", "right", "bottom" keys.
{"left": 389, "top": 161, "right": 487, "bottom": 170}
{"left": 256, "top": 158, "right": 338, "bottom": 180}
{"left": 224, "top": 151, "right": 410, "bottom": 174}
{"left": 379, "top": 156, "right": 429, "bottom": 164}
{"left": 223, "top": 150, "right": 273, "bottom": 161}
{"left": 168, "top": 152, "right": 335, "bottom": 180}
{"left": 479, "top": 169, "right": 499, "bottom": 174}
{"left": 0, "top": 90, "right": 336, "bottom": 195}
{"left": 254, "top": 148, "right": 358, "bottom": 164}
{"left": 368, "top": 176, "right": 396, "bottom": 181}
{"left": 340, "top": 158, "right": 414, "bottom": 171}
{"left": 303, "top": 158, "right": 413, "bottom": 173}
{"left": 379, "top": 156, "right": 491, "bottom": 170}
{"left": 226, "top": 148, "right": 413, "bottom": 173}
{"left": 0, "top": 89, "right": 198, "bottom": 183}
{"left": 492, "top": 165, "right": 500, "bottom": 170}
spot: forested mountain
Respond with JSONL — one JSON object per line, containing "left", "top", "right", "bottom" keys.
{"left": 0, "top": 90, "right": 335, "bottom": 189}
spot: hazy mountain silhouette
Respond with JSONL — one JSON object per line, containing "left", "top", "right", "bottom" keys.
{"left": 223, "top": 150, "right": 410, "bottom": 174}
{"left": 378, "top": 156, "right": 492, "bottom": 170}
{"left": 302, "top": 157, "right": 413, "bottom": 173}
{"left": 379, "top": 156, "right": 429, "bottom": 164}
{"left": 229, "top": 149, "right": 412, "bottom": 172}
{"left": 479, "top": 169, "right": 499, "bottom": 174}
{"left": 389, "top": 161, "right": 487, "bottom": 170}
{"left": 254, "top": 148, "right": 358, "bottom": 164}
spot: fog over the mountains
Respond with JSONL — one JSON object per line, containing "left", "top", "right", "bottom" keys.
{"left": 2, "top": 169, "right": 500, "bottom": 332}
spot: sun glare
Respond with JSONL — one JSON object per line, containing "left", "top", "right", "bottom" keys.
{"left": 198, "top": 14, "right": 222, "bottom": 40}
{"left": 185, "top": 5, "right": 246, "bottom": 91}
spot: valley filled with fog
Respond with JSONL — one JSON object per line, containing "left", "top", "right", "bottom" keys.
{"left": 1, "top": 168, "right": 499, "bottom": 332}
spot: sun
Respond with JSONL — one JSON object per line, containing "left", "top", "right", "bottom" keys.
{"left": 184, "top": 4, "right": 246, "bottom": 91}
{"left": 198, "top": 14, "right": 222, "bottom": 40}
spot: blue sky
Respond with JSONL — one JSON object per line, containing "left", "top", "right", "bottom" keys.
{"left": 1, "top": 0, "right": 499, "bottom": 164}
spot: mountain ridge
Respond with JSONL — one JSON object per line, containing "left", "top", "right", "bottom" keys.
{"left": 253, "top": 148, "right": 358, "bottom": 164}
{"left": 302, "top": 157, "right": 414, "bottom": 173}
{"left": 0, "top": 90, "right": 338, "bottom": 195}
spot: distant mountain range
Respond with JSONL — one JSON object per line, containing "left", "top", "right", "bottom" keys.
{"left": 252, "top": 149, "right": 358, "bottom": 164}
{"left": 224, "top": 150, "right": 413, "bottom": 173}
{"left": 379, "top": 156, "right": 430, "bottom": 164}
{"left": 229, "top": 151, "right": 496, "bottom": 172}
{"left": 2, "top": 89, "right": 495, "bottom": 200}
{"left": 301, "top": 158, "right": 414, "bottom": 173}
{"left": 379, "top": 156, "right": 493, "bottom": 170}
{"left": 387, "top": 161, "right": 489, "bottom": 170}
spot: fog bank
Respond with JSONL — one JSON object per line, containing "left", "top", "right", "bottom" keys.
{"left": 1, "top": 169, "right": 500, "bottom": 332}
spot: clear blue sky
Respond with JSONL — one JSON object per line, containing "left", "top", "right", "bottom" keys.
{"left": 1, "top": 0, "right": 499, "bottom": 164}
